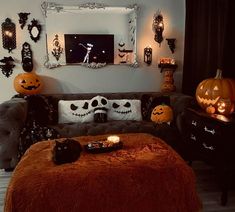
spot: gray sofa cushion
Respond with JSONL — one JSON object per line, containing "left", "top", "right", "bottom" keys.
{"left": 0, "top": 98, "right": 27, "bottom": 169}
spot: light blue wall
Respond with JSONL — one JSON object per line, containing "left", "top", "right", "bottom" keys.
{"left": 0, "top": 0, "right": 185, "bottom": 102}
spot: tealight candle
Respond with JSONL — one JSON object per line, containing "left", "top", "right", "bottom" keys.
{"left": 107, "top": 135, "right": 120, "bottom": 143}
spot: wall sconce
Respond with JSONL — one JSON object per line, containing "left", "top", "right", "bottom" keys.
{"left": 1, "top": 18, "right": 16, "bottom": 53}
{"left": 144, "top": 46, "right": 152, "bottom": 65}
{"left": 152, "top": 11, "right": 164, "bottom": 45}
{"left": 166, "top": 38, "right": 176, "bottom": 53}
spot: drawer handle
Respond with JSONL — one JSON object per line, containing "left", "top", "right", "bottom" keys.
{"left": 191, "top": 120, "right": 197, "bottom": 126}
{"left": 204, "top": 126, "right": 215, "bottom": 135}
{"left": 190, "top": 134, "right": 196, "bottom": 141}
{"left": 202, "top": 142, "right": 215, "bottom": 151}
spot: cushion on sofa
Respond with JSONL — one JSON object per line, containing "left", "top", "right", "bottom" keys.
{"left": 141, "top": 94, "right": 171, "bottom": 121}
{"left": 108, "top": 99, "right": 142, "bottom": 121}
{"left": 24, "top": 95, "right": 55, "bottom": 125}
{"left": 89, "top": 95, "right": 110, "bottom": 123}
{"left": 58, "top": 100, "right": 94, "bottom": 123}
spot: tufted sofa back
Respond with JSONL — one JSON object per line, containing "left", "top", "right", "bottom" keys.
{"left": 40, "top": 92, "right": 195, "bottom": 124}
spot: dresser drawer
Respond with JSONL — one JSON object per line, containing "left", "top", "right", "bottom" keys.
{"left": 182, "top": 108, "right": 235, "bottom": 162}
{"left": 186, "top": 131, "right": 218, "bottom": 152}
{"left": 200, "top": 121, "right": 222, "bottom": 138}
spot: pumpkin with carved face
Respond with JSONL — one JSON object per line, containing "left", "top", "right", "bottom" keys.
{"left": 216, "top": 98, "right": 234, "bottom": 115}
{"left": 14, "top": 72, "right": 43, "bottom": 95}
{"left": 161, "top": 83, "right": 176, "bottom": 92}
{"left": 151, "top": 104, "right": 173, "bottom": 124}
{"left": 196, "top": 69, "right": 235, "bottom": 114}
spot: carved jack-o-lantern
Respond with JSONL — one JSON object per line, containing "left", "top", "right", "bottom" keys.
{"left": 14, "top": 72, "right": 43, "bottom": 95}
{"left": 161, "top": 83, "right": 176, "bottom": 92}
{"left": 164, "top": 75, "right": 174, "bottom": 83}
{"left": 217, "top": 98, "right": 234, "bottom": 115}
{"left": 196, "top": 69, "right": 235, "bottom": 115}
{"left": 151, "top": 104, "right": 173, "bottom": 124}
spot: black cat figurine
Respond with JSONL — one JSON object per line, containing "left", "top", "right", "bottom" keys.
{"left": 52, "top": 139, "right": 82, "bottom": 165}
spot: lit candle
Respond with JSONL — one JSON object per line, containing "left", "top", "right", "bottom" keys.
{"left": 107, "top": 135, "right": 120, "bottom": 143}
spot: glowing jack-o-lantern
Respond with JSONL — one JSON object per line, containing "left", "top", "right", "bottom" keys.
{"left": 14, "top": 72, "right": 43, "bottom": 95}
{"left": 196, "top": 69, "right": 235, "bottom": 115}
{"left": 151, "top": 104, "right": 173, "bottom": 124}
{"left": 217, "top": 98, "right": 234, "bottom": 115}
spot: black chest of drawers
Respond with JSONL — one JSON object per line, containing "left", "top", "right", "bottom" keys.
{"left": 181, "top": 108, "right": 235, "bottom": 205}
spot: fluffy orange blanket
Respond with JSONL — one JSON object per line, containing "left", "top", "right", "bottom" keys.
{"left": 4, "top": 133, "right": 201, "bottom": 212}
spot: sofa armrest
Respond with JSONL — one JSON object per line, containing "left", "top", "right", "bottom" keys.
{"left": 0, "top": 98, "right": 27, "bottom": 169}
{"left": 170, "top": 93, "right": 197, "bottom": 133}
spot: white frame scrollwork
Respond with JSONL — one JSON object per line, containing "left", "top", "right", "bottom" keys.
{"left": 41, "top": 2, "right": 138, "bottom": 69}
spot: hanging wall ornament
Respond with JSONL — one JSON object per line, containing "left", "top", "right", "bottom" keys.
{"left": 28, "top": 19, "right": 41, "bottom": 42}
{"left": 18, "top": 12, "right": 30, "bottom": 29}
{"left": 51, "top": 34, "right": 63, "bottom": 61}
{"left": 152, "top": 11, "right": 164, "bottom": 45}
{"left": 118, "top": 40, "right": 126, "bottom": 64}
{"left": 21, "top": 42, "right": 33, "bottom": 72}
{"left": 1, "top": 18, "right": 16, "bottom": 53}
{"left": 0, "top": 56, "right": 15, "bottom": 77}
{"left": 118, "top": 41, "right": 125, "bottom": 48}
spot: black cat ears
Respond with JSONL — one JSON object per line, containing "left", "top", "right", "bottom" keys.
{"left": 55, "top": 139, "right": 70, "bottom": 144}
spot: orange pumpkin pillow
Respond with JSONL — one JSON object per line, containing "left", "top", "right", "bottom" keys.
{"left": 151, "top": 104, "right": 173, "bottom": 124}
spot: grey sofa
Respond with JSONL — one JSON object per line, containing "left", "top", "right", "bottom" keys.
{"left": 0, "top": 92, "right": 195, "bottom": 170}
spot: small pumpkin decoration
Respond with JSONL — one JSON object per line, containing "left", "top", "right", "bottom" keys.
{"left": 205, "top": 105, "right": 216, "bottom": 114}
{"left": 151, "top": 104, "right": 173, "bottom": 124}
{"left": 196, "top": 69, "right": 235, "bottom": 115}
{"left": 14, "top": 72, "right": 43, "bottom": 95}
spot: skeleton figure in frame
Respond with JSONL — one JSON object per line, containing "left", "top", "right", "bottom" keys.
{"left": 79, "top": 43, "right": 94, "bottom": 63}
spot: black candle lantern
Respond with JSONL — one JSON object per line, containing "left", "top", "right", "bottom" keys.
{"left": 1, "top": 18, "right": 16, "bottom": 53}
{"left": 144, "top": 46, "right": 152, "bottom": 65}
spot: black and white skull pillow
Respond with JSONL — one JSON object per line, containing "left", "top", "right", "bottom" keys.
{"left": 89, "top": 95, "right": 110, "bottom": 122}
{"left": 89, "top": 95, "right": 110, "bottom": 114}
{"left": 58, "top": 100, "right": 93, "bottom": 123}
{"left": 108, "top": 99, "right": 142, "bottom": 121}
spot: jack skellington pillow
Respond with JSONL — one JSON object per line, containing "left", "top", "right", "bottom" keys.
{"left": 58, "top": 100, "right": 93, "bottom": 123}
{"left": 108, "top": 99, "right": 142, "bottom": 121}
{"left": 89, "top": 95, "right": 110, "bottom": 123}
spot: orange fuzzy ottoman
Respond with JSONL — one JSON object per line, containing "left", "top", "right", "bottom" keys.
{"left": 4, "top": 133, "right": 201, "bottom": 212}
